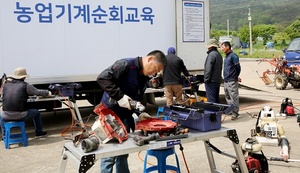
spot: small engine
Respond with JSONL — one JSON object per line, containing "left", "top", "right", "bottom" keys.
{"left": 262, "top": 123, "right": 277, "bottom": 138}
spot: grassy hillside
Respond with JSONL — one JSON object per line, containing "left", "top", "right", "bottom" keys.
{"left": 210, "top": 0, "right": 300, "bottom": 31}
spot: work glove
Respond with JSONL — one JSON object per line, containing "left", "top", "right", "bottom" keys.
{"left": 138, "top": 112, "right": 152, "bottom": 121}
{"left": 117, "top": 94, "right": 132, "bottom": 110}
{"left": 135, "top": 102, "right": 146, "bottom": 112}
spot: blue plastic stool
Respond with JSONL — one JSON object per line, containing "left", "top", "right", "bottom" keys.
{"left": 143, "top": 147, "right": 181, "bottom": 173}
{"left": 3, "top": 121, "right": 28, "bottom": 149}
{"left": 156, "top": 106, "right": 164, "bottom": 119}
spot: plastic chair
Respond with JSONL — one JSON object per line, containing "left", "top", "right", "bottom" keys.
{"left": 143, "top": 147, "right": 181, "bottom": 173}
{"left": 3, "top": 121, "right": 28, "bottom": 149}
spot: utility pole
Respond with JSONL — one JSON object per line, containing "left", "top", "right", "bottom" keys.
{"left": 227, "top": 19, "right": 229, "bottom": 37}
{"left": 248, "top": 8, "right": 253, "bottom": 55}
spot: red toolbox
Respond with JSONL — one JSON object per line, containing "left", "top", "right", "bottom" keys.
{"left": 164, "top": 102, "right": 233, "bottom": 132}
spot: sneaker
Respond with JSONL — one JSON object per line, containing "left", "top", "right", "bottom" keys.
{"left": 35, "top": 131, "right": 48, "bottom": 138}
{"left": 231, "top": 114, "right": 240, "bottom": 120}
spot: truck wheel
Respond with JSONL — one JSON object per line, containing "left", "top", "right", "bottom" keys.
{"left": 274, "top": 74, "right": 288, "bottom": 90}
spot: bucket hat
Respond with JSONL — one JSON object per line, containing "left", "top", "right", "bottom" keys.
{"left": 10, "top": 67, "right": 30, "bottom": 79}
{"left": 206, "top": 39, "right": 219, "bottom": 48}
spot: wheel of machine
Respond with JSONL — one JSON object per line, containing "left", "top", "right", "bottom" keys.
{"left": 290, "top": 81, "right": 300, "bottom": 88}
{"left": 274, "top": 74, "right": 288, "bottom": 90}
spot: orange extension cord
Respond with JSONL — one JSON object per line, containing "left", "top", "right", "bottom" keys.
{"left": 57, "top": 93, "right": 91, "bottom": 139}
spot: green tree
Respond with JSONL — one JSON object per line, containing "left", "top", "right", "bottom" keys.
{"left": 273, "top": 32, "right": 289, "bottom": 45}
{"left": 253, "top": 24, "right": 278, "bottom": 43}
{"left": 238, "top": 25, "right": 258, "bottom": 43}
{"left": 284, "top": 19, "right": 300, "bottom": 40}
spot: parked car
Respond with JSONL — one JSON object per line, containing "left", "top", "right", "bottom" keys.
{"left": 283, "top": 38, "right": 300, "bottom": 67}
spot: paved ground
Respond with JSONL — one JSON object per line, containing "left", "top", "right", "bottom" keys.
{"left": 1, "top": 59, "right": 300, "bottom": 173}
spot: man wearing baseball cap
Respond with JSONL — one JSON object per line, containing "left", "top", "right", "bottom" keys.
{"left": 204, "top": 38, "right": 223, "bottom": 103}
{"left": 0, "top": 67, "right": 51, "bottom": 138}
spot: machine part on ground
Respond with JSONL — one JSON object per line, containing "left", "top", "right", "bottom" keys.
{"left": 231, "top": 151, "right": 269, "bottom": 173}
{"left": 241, "top": 138, "right": 262, "bottom": 153}
{"left": 259, "top": 58, "right": 300, "bottom": 90}
{"left": 81, "top": 135, "right": 100, "bottom": 153}
{"left": 253, "top": 106, "right": 291, "bottom": 161}
{"left": 132, "top": 133, "right": 160, "bottom": 146}
{"left": 297, "top": 114, "right": 300, "bottom": 126}
{"left": 279, "top": 137, "right": 290, "bottom": 160}
{"left": 269, "top": 157, "right": 300, "bottom": 162}
{"left": 280, "top": 98, "right": 295, "bottom": 116}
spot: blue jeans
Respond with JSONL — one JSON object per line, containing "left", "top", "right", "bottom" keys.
{"left": 0, "top": 109, "right": 44, "bottom": 136}
{"left": 100, "top": 154, "right": 130, "bottom": 173}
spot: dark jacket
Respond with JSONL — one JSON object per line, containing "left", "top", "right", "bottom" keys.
{"left": 204, "top": 48, "right": 223, "bottom": 83}
{"left": 163, "top": 53, "right": 189, "bottom": 86}
{"left": 2, "top": 78, "right": 49, "bottom": 120}
{"left": 96, "top": 57, "right": 149, "bottom": 122}
{"left": 223, "top": 50, "right": 241, "bottom": 82}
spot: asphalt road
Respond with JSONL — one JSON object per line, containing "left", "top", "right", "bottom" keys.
{"left": 1, "top": 59, "right": 300, "bottom": 173}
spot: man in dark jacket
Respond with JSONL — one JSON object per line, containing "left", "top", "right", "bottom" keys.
{"left": 0, "top": 67, "right": 50, "bottom": 138}
{"left": 221, "top": 41, "right": 241, "bottom": 120}
{"left": 96, "top": 50, "right": 166, "bottom": 173}
{"left": 204, "top": 39, "right": 223, "bottom": 103}
{"left": 163, "top": 47, "right": 190, "bottom": 106}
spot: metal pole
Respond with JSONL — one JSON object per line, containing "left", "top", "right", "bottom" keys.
{"left": 227, "top": 19, "right": 229, "bottom": 37}
{"left": 248, "top": 8, "right": 253, "bottom": 55}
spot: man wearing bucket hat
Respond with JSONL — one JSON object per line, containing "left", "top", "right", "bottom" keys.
{"left": 0, "top": 67, "right": 51, "bottom": 138}
{"left": 204, "top": 38, "right": 223, "bottom": 103}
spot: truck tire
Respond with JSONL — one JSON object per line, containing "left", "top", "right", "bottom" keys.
{"left": 274, "top": 74, "right": 288, "bottom": 90}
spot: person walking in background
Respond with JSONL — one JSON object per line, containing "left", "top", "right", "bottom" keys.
{"left": 0, "top": 67, "right": 50, "bottom": 138}
{"left": 204, "top": 38, "right": 223, "bottom": 103}
{"left": 97, "top": 50, "right": 167, "bottom": 173}
{"left": 221, "top": 41, "right": 241, "bottom": 120}
{"left": 163, "top": 47, "right": 190, "bottom": 106}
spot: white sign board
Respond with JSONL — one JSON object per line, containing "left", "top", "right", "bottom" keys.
{"left": 182, "top": 1, "right": 205, "bottom": 42}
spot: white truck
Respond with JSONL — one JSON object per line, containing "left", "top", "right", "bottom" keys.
{"left": 0, "top": 0, "right": 210, "bottom": 109}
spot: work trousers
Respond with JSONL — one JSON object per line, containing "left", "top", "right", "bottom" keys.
{"left": 205, "top": 82, "right": 221, "bottom": 103}
{"left": 224, "top": 81, "right": 239, "bottom": 116}
{"left": 164, "top": 84, "right": 183, "bottom": 106}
